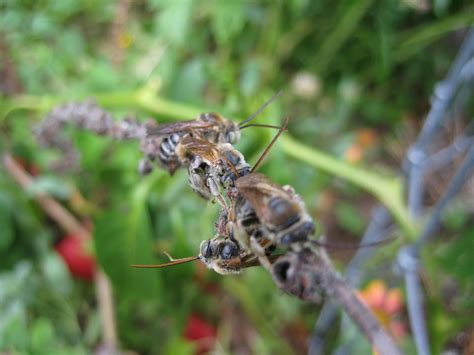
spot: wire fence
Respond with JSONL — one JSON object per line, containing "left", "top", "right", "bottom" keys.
{"left": 310, "top": 28, "right": 474, "bottom": 355}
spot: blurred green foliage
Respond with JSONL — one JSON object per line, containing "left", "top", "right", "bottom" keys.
{"left": 1, "top": 0, "right": 473, "bottom": 353}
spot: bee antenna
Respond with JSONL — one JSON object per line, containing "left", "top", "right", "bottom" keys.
{"left": 238, "top": 90, "right": 283, "bottom": 127}
{"left": 251, "top": 117, "right": 288, "bottom": 173}
{"left": 131, "top": 256, "right": 199, "bottom": 268}
{"left": 239, "top": 123, "right": 283, "bottom": 130}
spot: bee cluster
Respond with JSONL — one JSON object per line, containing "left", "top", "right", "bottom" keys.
{"left": 35, "top": 98, "right": 403, "bottom": 354}
{"left": 131, "top": 98, "right": 321, "bottom": 294}
{"left": 36, "top": 96, "right": 320, "bottom": 292}
{"left": 135, "top": 106, "right": 403, "bottom": 354}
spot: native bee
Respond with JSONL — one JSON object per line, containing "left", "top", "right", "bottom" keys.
{"left": 132, "top": 235, "right": 278, "bottom": 275}
{"left": 234, "top": 173, "right": 315, "bottom": 247}
{"left": 175, "top": 136, "right": 250, "bottom": 207}
{"left": 221, "top": 118, "right": 315, "bottom": 249}
{"left": 139, "top": 92, "right": 282, "bottom": 175}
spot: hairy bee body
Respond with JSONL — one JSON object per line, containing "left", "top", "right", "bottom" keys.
{"left": 140, "top": 113, "right": 240, "bottom": 175}
{"left": 184, "top": 142, "right": 251, "bottom": 203}
{"left": 235, "top": 173, "right": 315, "bottom": 248}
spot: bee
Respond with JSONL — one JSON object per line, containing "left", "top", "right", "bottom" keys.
{"left": 234, "top": 173, "right": 315, "bottom": 248}
{"left": 212, "top": 117, "right": 315, "bottom": 250}
{"left": 176, "top": 136, "right": 250, "bottom": 207}
{"left": 132, "top": 235, "right": 278, "bottom": 275}
{"left": 139, "top": 91, "right": 282, "bottom": 175}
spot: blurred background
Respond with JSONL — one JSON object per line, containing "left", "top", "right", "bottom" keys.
{"left": 1, "top": 1, "right": 473, "bottom": 354}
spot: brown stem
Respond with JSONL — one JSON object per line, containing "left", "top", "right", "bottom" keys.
{"left": 95, "top": 271, "right": 118, "bottom": 349}
{"left": 2, "top": 153, "right": 119, "bottom": 351}
{"left": 272, "top": 248, "right": 403, "bottom": 355}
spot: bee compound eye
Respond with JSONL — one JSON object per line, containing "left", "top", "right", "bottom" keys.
{"left": 220, "top": 242, "right": 237, "bottom": 260}
{"left": 200, "top": 240, "right": 212, "bottom": 258}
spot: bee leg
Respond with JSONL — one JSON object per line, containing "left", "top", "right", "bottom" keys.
{"left": 249, "top": 234, "right": 272, "bottom": 270}
{"left": 208, "top": 177, "right": 228, "bottom": 211}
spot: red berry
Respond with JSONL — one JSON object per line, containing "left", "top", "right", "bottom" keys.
{"left": 183, "top": 313, "right": 217, "bottom": 355}
{"left": 56, "top": 235, "right": 96, "bottom": 280}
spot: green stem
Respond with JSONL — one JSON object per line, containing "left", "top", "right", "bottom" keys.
{"left": 281, "top": 135, "right": 417, "bottom": 239}
{"left": 1, "top": 90, "right": 417, "bottom": 237}
{"left": 1, "top": 82, "right": 203, "bottom": 121}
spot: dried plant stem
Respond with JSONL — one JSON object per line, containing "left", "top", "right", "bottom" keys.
{"left": 2, "top": 153, "right": 118, "bottom": 351}
{"left": 95, "top": 271, "right": 118, "bottom": 349}
{"left": 272, "top": 248, "right": 403, "bottom": 355}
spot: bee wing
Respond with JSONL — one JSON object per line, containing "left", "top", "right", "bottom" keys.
{"left": 236, "top": 173, "right": 289, "bottom": 223}
{"left": 180, "top": 137, "right": 221, "bottom": 162}
{"left": 147, "top": 120, "right": 216, "bottom": 137}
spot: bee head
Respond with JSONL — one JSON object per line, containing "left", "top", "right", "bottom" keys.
{"left": 219, "top": 241, "right": 239, "bottom": 260}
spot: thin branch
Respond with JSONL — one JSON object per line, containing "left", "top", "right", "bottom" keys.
{"left": 94, "top": 271, "right": 118, "bottom": 349}
{"left": 309, "top": 206, "right": 393, "bottom": 354}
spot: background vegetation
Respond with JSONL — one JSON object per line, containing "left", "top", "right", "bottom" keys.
{"left": 1, "top": 0, "right": 473, "bottom": 354}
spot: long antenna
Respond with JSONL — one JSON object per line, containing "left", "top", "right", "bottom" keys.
{"left": 239, "top": 123, "right": 282, "bottom": 130}
{"left": 251, "top": 117, "right": 288, "bottom": 173}
{"left": 238, "top": 90, "right": 283, "bottom": 127}
{"left": 131, "top": 256, "right": 199, "bottom": 268}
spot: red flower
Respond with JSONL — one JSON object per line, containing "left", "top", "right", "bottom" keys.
{"left": 56, "top": 234, "right": 96, "bottom": 281}
{"left": 183, "top": 313, "right": 217, "bottom": 355}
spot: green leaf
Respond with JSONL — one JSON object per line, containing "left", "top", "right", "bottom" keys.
{"left": 94, "top": 175, "right": 162, "bottom": 301}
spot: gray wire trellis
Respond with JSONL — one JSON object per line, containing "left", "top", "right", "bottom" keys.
{"left": 310, "top": 28, "right": 474, "bottom": 355}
